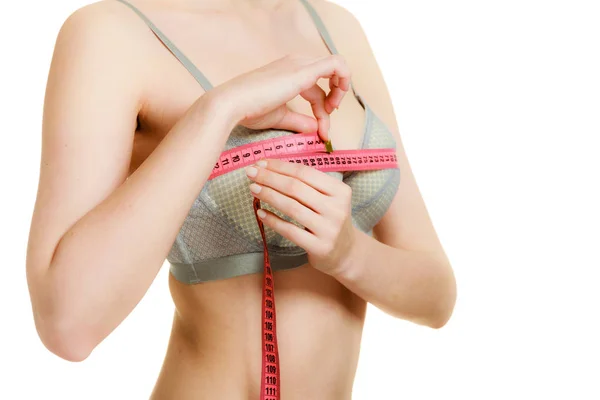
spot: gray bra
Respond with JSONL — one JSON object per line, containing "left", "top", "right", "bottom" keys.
{"left": 116, "top": 0, "right": 401, "bottom": 284}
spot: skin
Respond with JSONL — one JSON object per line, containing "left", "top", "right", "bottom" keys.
{"left": 26, "top": 0, "right": 456, "bottom": 398}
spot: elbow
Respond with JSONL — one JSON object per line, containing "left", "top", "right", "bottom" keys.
{"left": 34, "top": 309, "right": 97, "bottom": 362}
{"left": 426, "top": 268, "right": 457, "bottom": 330}
{"left": 30, "top": 263, "right": 99, "bottom": 362}
{"left": 426, "top": 307, "right": 454, "bottom": 329}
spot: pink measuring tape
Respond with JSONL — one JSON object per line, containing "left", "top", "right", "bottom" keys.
{"left": 207, "top": 132, "right": 398, "bottom": 399}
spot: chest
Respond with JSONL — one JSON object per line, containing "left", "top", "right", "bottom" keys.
{"left": 129, "top": 8, "right": 366, "bottom": 176}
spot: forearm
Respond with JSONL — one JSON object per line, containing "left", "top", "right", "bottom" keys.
{"left": 42, "top": 96, "right": 235, "bottom": 355}
{"left": 332, "top": 227, "right": 456, "bottom": 328}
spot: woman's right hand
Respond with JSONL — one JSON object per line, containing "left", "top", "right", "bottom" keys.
{"left": 205, "top": 54, "right": 352, "bottom": 143}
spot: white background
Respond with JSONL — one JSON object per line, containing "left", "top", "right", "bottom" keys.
{"left": 1, "top": 0, "right": 599, "bottom": 399}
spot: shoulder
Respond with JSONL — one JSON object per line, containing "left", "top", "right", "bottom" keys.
{"left": 49, "top": 0, "right": 170, "bottom": 105}
{"left": 53, "top": 0, "right": 158, "bottom": 69}
{"left": 59, "top": 1, "right": 144, "bottom": 41}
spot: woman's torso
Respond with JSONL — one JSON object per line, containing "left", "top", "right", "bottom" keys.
{"left": 116, "top": 0, "right": 371, "bottom": 398}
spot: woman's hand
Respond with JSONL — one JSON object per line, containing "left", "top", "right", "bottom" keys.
{"left": 244, "top": 158, "right": 356, "bottom": 275}
{"left": 206, "top": 54, "right": 351, "bottom": 142}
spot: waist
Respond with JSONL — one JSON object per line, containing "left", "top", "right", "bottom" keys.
{"left": 153, "top": 266, "right": 367, "bottom": 399}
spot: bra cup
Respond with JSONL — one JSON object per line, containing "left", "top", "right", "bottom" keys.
{"left": 363, "top": 111, "right": 398, "bottom": 149}
{"left": 346, "top": 168, "right": 401, "bottom": 233}
{"left": 343, "top": 111, "right": 401, "bottom": 233}
{"left": 166, "top": 111, "right": 400, "bottom": 266}
{"left": 166, "top": 194, "right": 262, "bottom": 264}
{"left": 199, "top": 126, "right": 343, "bottom": 256}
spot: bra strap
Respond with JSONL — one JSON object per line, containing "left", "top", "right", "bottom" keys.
{"left": 297, "top": 0, "right": 365, "bottom": 109}
{"left": 115, "top": 0, "right": 214, "bottom": 91}
{"left": 297, "top": 0, "right": 339, "bottom": 55}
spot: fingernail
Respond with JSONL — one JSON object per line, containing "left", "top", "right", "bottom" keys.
{"left": 256, "top": 160, "right": 267, "bottom": 168}
{"left": 249, "top": 183, "right": 262, "bottom": 194}
{"left": 245, "top": 166, "right": 257, "bottom": 177}
{"left": 257, "top": 209, "right": 267, "bottom": 219}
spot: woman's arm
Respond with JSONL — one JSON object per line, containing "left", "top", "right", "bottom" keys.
{"left": 323, "top": 1, "right": 456, "bottom": 328}
{"left": 334, "top": 230, "right": 456, "bottom": 329}
{"left": 26, "top": 4, "right": 237, "bottom": 362}
{"left": 27, "top": 2, "right": 352, "bottom": 362}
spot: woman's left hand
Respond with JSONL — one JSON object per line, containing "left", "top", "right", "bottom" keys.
{"left": 245, "top": 158, "right": 356, "bottom": 275}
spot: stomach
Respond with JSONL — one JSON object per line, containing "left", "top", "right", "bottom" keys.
{"left": 149, "top": 263, "right": 367, "bottom": 400}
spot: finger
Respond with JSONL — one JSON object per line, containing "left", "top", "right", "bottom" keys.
{"left": 249, "top": 182, "right": 327, "bottom": 234}
{"left": 272, "top": 105, "right": 318, "bottom": 133}
{"left": 255, "top": 208, "right": 321, "bottom": 251}
{"left": 330, "top": 75, "right": 339, "bottom": 89}
{"left": 299, "top": 84, "right": 330, "bottom": 142}
{"left": 250, "top": 158, "right": 343, "bottom": 197}
{"left": 298, "top": 55, "right": 351, "bottom": 96}
{"left": 326, "top": 80, "right": 347, "bottom": 113}
{"left": 326, "top": 76, "right": 341, "bottom": 113}
{"left": 314, "top": 55, "right": 351, "bottom": 91}
{"left": 305, "top": 55, "right": 350, "bottom": 115}
{"left": 246, "top": 164, "right": 331, "bottom": 215}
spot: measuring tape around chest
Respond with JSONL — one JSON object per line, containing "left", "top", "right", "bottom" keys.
{"left": 207, "top": 132, "right": 398, "bottom": 399}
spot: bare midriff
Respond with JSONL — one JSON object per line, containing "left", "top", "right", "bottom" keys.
{"left": 149, "top": 263, "right": 367, "bottom": 400}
